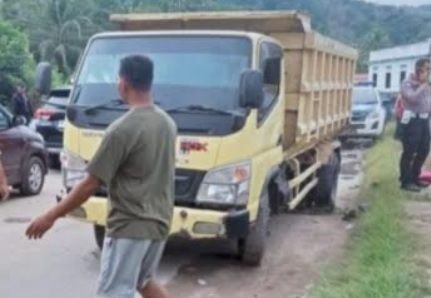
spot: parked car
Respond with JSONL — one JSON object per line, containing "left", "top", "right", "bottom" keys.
{"left": 30, "top": 87, "right": 70, "bottom": 167}
{"left": 0, "top": 105, "right": 48, "bottom": 196}
{"left": 346, "top": 84, "right": 387, "bottom": 139}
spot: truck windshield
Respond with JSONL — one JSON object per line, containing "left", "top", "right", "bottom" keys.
{"left": 74, "top": 36, "right": 251, "bottom": 112}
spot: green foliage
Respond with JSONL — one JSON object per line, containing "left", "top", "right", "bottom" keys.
{"left": 3, "top": 0, "right": 99, "bottom": 77}
{"left": 2, "top": 0, "right": 431, "bottom": 80}
{"left": 0, "top": 20, "right": 34, "bottom": 105}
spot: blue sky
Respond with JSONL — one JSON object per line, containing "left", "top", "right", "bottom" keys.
{"left": 366, "top": 0, "right": 431, "bottom": 6}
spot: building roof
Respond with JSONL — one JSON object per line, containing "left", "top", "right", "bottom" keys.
{"left": 370, "top": 39, "right": 431, "bottom": 63}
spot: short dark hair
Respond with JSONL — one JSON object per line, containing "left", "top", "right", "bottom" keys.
{"left": 415, "top": 57, "right": 431, "bottom": 73}
{"left": 119, "top": 55, "right": 154, "bottom": 92}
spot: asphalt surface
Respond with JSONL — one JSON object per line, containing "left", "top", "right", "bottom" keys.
{"left": 0, "top": 150, "right": 363, "bottom": 298}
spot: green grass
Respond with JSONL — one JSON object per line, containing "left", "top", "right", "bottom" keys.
{"left": 312, "top": 127, "right": 422, "bottom": 298}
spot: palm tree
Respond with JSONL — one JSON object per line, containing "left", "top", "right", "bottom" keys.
{"left": 4, "top": 0, "right": 97, "bottom": 77}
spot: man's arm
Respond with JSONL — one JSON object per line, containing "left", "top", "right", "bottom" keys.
{"left": 26, "top": 175, "right": 101, "bottom": 239}
{"left": 401, "top": 81, "right": 429, "bottom": 104}
{"left": 0, "top": 160, "right": 9, "bottom": 201}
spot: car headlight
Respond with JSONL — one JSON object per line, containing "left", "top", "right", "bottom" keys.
{"left": 368, "top": 110, "right": 380, "bottom": 119}
{"left": 60, "top": 149, "right": 87, "bottom": 189}
{"left": 197, "top": 161, "right": 251, "bottom": 206}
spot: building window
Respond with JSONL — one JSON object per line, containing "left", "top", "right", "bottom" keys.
{"left": 372, "top": 73, "right": 378, "bottom": 87}
{"left": 400, "top": 71, "right": 407, "bottom": 83}
{"left": 385, "top": 73, "right": 391, "bottom": 89}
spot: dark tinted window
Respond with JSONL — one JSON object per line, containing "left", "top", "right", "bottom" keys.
{"left": 400, "top": 71, "right": 406, "bottom": 83}
{"left": 385, "top": 73, "right": 391, "bottom": 89}
{"left": 258, "top": 42, "right": 282, "bottom": 118}
{"left": 372, "top": 73, "right": 378, "bottom": 87}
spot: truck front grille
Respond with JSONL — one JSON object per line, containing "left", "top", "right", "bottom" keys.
{"left": 175, "top": 169, "right": 206, "bottom": 205}
{"left": 91, "top": 169, "right": 206, "bottom": 206}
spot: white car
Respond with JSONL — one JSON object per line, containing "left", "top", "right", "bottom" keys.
{"left": 347, "top": 85, "right": 387, "bottom": 138}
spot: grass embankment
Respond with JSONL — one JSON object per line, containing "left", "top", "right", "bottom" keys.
{"left": 312, "top": 127, "right": 421, "bottom": 298}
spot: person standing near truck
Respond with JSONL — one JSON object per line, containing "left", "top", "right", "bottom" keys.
{"left": 12, "top": 85, "right": 33, "bottom": 124}
{"left": 399, "top": 58, "right": 431, "bottom": 192}
{"left": 25, "top": 55, "right": 177, "bottom": 298}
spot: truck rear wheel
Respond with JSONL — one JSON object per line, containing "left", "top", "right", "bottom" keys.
{"left": 238, "top": 193, "right": 270, "bottom": 266}
{"left": 94, "top": 224, "right": 105, "bottom": 250}
{"left": 311, "top": 153, "right": 340, "bottom": 213}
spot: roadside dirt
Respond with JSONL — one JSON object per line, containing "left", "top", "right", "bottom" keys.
{"left": 163, "top": 150, "right": 364, "bottom": 298}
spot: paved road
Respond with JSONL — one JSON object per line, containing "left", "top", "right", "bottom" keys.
{"left": 0, "top": 150, "right": 363, "bottom": 298}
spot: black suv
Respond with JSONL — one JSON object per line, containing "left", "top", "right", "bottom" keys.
{"left": 30, "top": 87, "right": 70, "bottom": 167}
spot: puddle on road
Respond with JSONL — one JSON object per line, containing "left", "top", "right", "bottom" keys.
{"left": 3, "top": 217, "right": 32, "bottom": 224}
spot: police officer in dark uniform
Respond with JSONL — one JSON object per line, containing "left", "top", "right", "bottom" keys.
{"left": 400, "top": 58, "right": 431, "bottom": 192}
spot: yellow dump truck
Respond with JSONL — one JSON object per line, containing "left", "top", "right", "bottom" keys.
{"left": 37, "top": 11, "right": 357, "bottom": 266}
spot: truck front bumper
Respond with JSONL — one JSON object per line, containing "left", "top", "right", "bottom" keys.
{"left": 63, "top": 195, "right": 250, "bottom": 239}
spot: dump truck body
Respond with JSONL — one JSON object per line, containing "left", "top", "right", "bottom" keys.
{"left": 59, "top": 11, "right": 358, "bottom": 265}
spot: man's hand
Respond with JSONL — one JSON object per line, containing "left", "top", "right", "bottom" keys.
{"left": 26, "top": 213, "right": 56, "bottom": 239}
{"left": 24, "top": 175, "right": 100, "bottom": 240}
{"left": 0, "top": 183, "right": 9, "bottom": 201}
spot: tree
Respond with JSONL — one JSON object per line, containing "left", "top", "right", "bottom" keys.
{"left": 3, "top": 0, "right": 98, "bottom": 77}
{"left": 0, "top": 20, "right": 34, "bottom": 105}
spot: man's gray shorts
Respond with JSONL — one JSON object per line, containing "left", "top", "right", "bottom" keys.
{"left": 97, "top": 237, "right": 165, "bottom": 298}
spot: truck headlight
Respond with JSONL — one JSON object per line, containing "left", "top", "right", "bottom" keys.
{"left": 60, "top": 150, "right": 87, "bottom": 189}
{"left": 197, "top": 161, "right": 251, "bottom": 206}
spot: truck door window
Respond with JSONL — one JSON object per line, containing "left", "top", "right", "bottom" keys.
{"left": 259, "top": 42, "right": 282, "bottom": 121}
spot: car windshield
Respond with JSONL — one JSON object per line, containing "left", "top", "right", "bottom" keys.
{"left": 74, "top": 36, "right": 251, "bottom": 111}
{"left": 352, "top": 88, "right": 378, "bottom": 105}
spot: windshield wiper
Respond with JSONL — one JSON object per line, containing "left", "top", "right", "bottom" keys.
{"left": 84, "top": 99, "right": 128, "bottom": 115}
{"left": 166, "top": 105, "right": 244, "bottom": 117}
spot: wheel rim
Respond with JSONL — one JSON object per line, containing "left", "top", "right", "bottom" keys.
{"left": 28, "top": 163, "right": 43, "bottom": 192}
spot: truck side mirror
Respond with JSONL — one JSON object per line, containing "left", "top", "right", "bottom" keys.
{"left": 239, "top": 70, "right": 264, "bottom": 109}
{"left": 35, "top": 62, "right": 52, "bottom": 95}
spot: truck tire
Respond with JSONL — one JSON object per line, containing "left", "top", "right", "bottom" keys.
{"left": 239, "top": 193, "right": 270, "bottom": 266}
{"left": 94, "top": 224, "right": 105, "bottom": 250}
{"left": 311, "top": 153, "right": 340, "bottom": 213}
{"left": 20, "top": 156, "right": 45, "bottom": 196}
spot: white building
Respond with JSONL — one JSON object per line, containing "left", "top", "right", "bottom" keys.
{"left": 368, "top": 39, "right": 431, "bottom": 94}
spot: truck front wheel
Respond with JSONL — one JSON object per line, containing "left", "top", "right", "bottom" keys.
{"left": 238, "top": 193, "right": 270, "bottom": 266}
{"left": 94, "top": 224, "right": 105, "bottom": 250}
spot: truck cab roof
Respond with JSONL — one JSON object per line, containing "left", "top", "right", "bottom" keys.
{"left": 91, "top": 30, "right": 282, "bottom": 47}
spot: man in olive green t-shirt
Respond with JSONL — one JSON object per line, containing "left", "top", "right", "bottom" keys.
{"left": 26, "top": 55, "right": 176, "bottom": 298}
